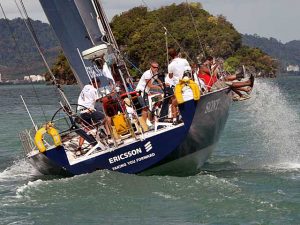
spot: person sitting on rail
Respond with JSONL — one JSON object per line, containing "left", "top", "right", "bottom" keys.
{"left": 199, "top": 57, "right": 254, "bottom": 98}
{"left": 224, "top": 71, "right": 254, "bottom": 100}
{"left": 210, "top": 60, "right": 255, "bottom": 98}
{"left": 197, "top": 56, "right": 219, "bottom": 91}
{"left": 191, "top": 63, "right": 207, "bottom": 93}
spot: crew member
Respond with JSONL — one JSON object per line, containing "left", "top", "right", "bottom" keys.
{"left": 167, "top": 48, "right": 191, "bottom": 125}
{"left": 198, "top": 56, "right": 218, "bottom": 91}
{"left": 135, "top": 61, "right": 161, "bottom": 126}
{"left": 77, "top": 77, "right": 111, "bottom": 155}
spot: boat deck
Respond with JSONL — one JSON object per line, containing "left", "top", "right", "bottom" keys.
{"left": 63, "top": 121, "right": 184, "bottom": 165}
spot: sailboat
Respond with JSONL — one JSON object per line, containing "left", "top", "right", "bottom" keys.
{"left": 19, "top": 0, "right": 232, "bottom": 176}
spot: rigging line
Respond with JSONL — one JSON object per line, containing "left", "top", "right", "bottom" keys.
{"left": 94, "top": 0, "right": 119, "bottom": 51}
{"left": 0, "top": 2, "right": 47, "bottom": 122}
{"left": 184, "top": 1, "right": 215, "bottom": 84}
{"left": 97, "top": 0, "right": 133, "bottom": 80}
{"left": 14, "top": 0, "right": 62, "bottom": 109}
{"left": 15, "top": 0, "right": 59, "bottom": 101}
{"left": 185, "top": 0, "right": 206, "bottom": 58}
{"left": 122, "top": 55, "right": 143, "bottom": 75}
{"left": 140, "top": 0, "right": 193, "bottom": 63}
{"left": 94, "top": 0, "right": 133, "bottom": 92}
{"left": 18, "top": 0, "right": 42, "bottom": 49}
{"left": 16, "top": 0, "right": 73, "bottom": 111}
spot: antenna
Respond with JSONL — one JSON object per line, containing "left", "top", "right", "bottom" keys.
{"left": 164, "top": 27, "right": 169, "bottom": 66}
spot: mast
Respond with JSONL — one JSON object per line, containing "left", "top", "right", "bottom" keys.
{"left": 93, "top": 0, "right": 119, "bottom": 51}
{"left": 92, "top": 0, "right": 132, "bottom": 87}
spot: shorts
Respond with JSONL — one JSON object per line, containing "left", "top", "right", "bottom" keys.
{"left": 135, "top": 92, "right": 149, "bottom": 116}
{"left": 137, "top": 95, "right": 148, "bottom": 107}
{"left": 80, "top": 110, "right": 104, "bottom": 125}
{"left": 136, "top": 90, "right": 149, "bottom": 106}
{"left": 164, "top": 86, "right": 174, "bottom": 97}
{"left": 211, "top": 80, "right": 228, "bottom": 91}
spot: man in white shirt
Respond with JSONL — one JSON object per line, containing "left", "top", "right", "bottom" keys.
{"left": 78, "top": 78, "right": 101, "bottom": 113}
{"left": 135, "top": 61, "right": 161, "bottom": 126}
{"left": 167, "top": 48, "right": 191, "bottom": 124}
{"left": 77, "top": 77, "right": 111, "bottom": 155}
{"left": 167, "top": 48, "right": 190, "bottom": 87}
{"left": 136, "top": 61, "right": 161, "bottom": 95}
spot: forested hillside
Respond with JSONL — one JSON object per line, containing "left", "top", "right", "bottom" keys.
{"left": 111, "top": 3, "right": 278, "bottom": 77}
{"left": 1, "top": 3, "right": 283, "bottom": 81}
{"left": 0, "top": 18, "right": 59, "bottom": 79}
{"left": 243, "top": 34, "right": 300, "bottom": 68}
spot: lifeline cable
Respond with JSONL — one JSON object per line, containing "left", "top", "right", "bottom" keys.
{"left": 0, "top": 2, "right": 47, "bottom": 122}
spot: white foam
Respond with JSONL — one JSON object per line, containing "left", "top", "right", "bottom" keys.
{"left": 263, "top": 162, "right": 300, "bottom": 171}
{"left": 242, "top": 79, "right": 300, "bottom": 166}
{"left": 16, "top": 179, "right": 44, "bottom": 198}
{"left": 152, "top": 191, "right": 180, "bottom": 200}
{"left": 0, "top": 159, "right": 41, "bottom": 182}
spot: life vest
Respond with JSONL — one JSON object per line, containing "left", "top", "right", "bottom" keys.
{"left": 34, "top": 123, "right": 62, "bottom": 153}
{"left": 174, "top": 78, "right": 201, "bottom": 104}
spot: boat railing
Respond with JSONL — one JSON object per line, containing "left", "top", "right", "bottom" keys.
{"left": 19, "top": 116, "right": 73, "bottom": 156}
{"left": 18, "top": 89, "right": 187, "bottom": 157}
{"left": 19, "top": 128, "right": 38, "bottom": 156}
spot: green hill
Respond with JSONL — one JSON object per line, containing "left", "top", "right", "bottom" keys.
{"left": 242, "top": 34, "right": 300, "bottom": 69}
{"left": 0, "top": 18, "right": 59, "bottom": 80}
{"left": 0, "top": 3, "right": 283, "bottom": 81}
{"left": 111, "top": 3, "right": 278, "bottom": 77}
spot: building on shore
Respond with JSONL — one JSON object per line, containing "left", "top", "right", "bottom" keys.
{"left": 24, "top": 75, "right": 46, "bottom": 82}
{"left": 286, "top": 65, "right": 300, "bottom": 72}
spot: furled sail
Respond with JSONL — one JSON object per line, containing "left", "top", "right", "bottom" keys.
{"left": 39, "top": 0, "right": 112, "bottom": 88}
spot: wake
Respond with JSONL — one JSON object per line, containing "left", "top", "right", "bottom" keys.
{"left": 0, "top": 159, "right": 41, "bottom": 182}
{"left": 240, "top": 79, "right": 300, "bottom": 169}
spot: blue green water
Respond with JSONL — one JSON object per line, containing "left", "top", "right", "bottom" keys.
{"left": 0, "top": 76, "right": 299, "bottom": 225}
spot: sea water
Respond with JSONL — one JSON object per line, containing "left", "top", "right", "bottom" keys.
{"left": 0, "top": 76, "right": 299, "bottom": 225}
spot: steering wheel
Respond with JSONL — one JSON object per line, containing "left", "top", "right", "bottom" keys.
{"left": 50, "top": 103, "right": 89, "bottom": 134}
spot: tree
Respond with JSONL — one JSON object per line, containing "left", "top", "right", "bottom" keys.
{"left": 111, "top": 3, "right": 242, "bottom": 74}
{"left": 45, "top": 51, "right": 76, "bottom": 84}
{"left": 111, "top": 2, "right": 277, "bottom": 77}
{"left": 224, "top": 46, "right": 278, "bottom": 77}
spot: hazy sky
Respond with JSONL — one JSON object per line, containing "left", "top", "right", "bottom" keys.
{"left": 0, "top": 0, "right": 299, "bottom": 43}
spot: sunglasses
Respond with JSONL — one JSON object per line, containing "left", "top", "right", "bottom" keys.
{"left": 151, "top": 65, "right": 159, "bottom": 69}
